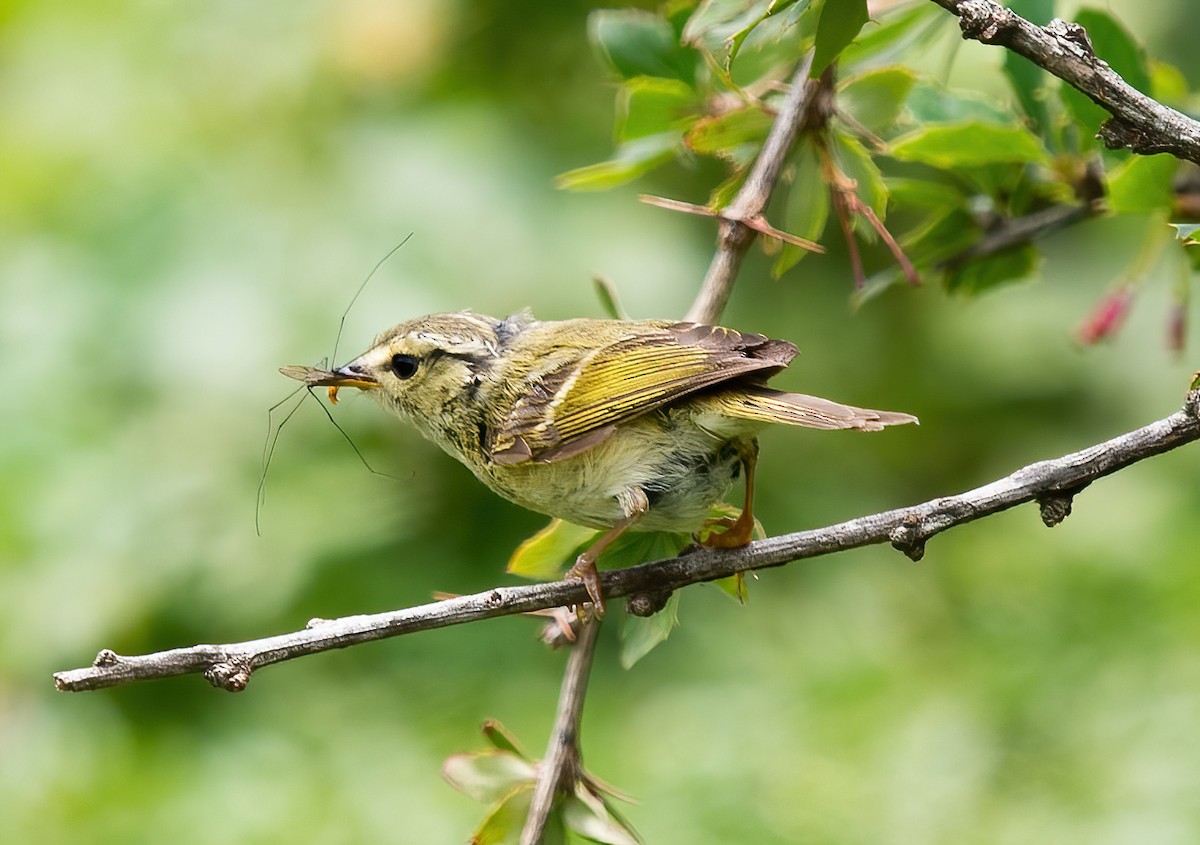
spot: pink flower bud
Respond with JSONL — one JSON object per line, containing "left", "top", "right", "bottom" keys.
{"left": 1077, "top": 286, "right": 1134, "bottom": 345}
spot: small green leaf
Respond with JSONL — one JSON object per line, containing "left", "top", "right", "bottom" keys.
{"left": 507, "top": 519, "right": 598, "bottom": 579}
{"left": 683, "top": 0, "right": 811, "bottom": 76}
{"left": 562, "top": 794, "right": 641, "bottom": 845}
{"left": 686, "top": 105, "right": 774, "bottom": 156}
{"left": 708, "top": 167, "right": 749, "bottom": 210}
{"left": 711, "top": 572, "right": 748, "bottom": 602}
{"left": 619, "top": 592, "right": 681, "bottom": 669}
{"left": 840, "top": 2, "right": 943, "bottom": 68}
{"left": 889, "top": 121, "right": 1050, "bottom": 168}
{"left": 885, "top": 177, "right": 965, "bottom": 210}
{"left": 589, "top": 10, "right": 695, "bottom": 83}
{"left": 598, "top": 531, "right": 689, "bottom": 571}
{"left": 1107, "top": 154, "right": 1177, "bottom": 214}
{"left": 898, "top": 208, "right": 979, "bottom": 266}
{"left": 555, "top": 133, "right": 680, "bottom": 192}
{"left": 593, "top": 276, "right": 630, "bottom": 320}
{"left": 443, "top": 752, "right": 536, "bottom": 804}
{"left": 619, "top": 77, "right": 698, "bottom": 141}
{"left": 472, "top": 786, "right": 534, "bottom": 845}
{"left": 837, "top": 66, "right": 917, "bottom": 135}
{"left": 811, "top": 0, "right": 870, "bottom": 76}
{"left": 1150, "top": 59, "right": 1189, "bottom": 105}
{"left": 1169, "top": 223, "right": 1200, "bottom": 245}
{"left": 944, "top": 244, "right": 1039, "bottom": 295}
{"left": 905, "top": 83, "right": 1012, "bottom": 125}
{"left": 481, "top": 720, "right": 528, "bottom": 759}
{"left": 773, "top": 137, "right": 829, "bottom": 276}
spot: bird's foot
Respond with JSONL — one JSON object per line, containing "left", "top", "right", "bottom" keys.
{"left": 565, "top": 557, "right": 605, "bottom": 619}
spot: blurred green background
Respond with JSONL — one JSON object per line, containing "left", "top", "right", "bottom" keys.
{"left": 3, "top": 1, "right": 1200, "bottom": 842}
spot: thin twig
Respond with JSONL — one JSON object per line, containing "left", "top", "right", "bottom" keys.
{"left": 940, "top": 202, "right": 1095, "bottom": 269}
{"left": 930, "top": 0, "right": 1200, "bottom": 164}
{"left": 55, "top": 388, "right": 1200, "bottom": 693}
{"left": 520, "top": 618, "right": 602, "bottom": 845}
{"left": 685, "top": 56, "right": 817, "bottom": 324}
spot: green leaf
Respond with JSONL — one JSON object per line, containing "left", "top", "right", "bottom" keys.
{"left": 905, "top": 83, "right": 1012, "bottom": 125}
{"left": 899, "top": 208, "right": 979, "bottom": 266}
{"left": 589, "top": 10, "right": 695, "bottom": 83}
{"left": 562, "top": 794, "right": 640, "bottom": 845}
{"left": 1001, "top": 0, "right": 1054, "bottom": 133}
{"left": 885, "top": 177, "right": 965, "bottom": 210}
{"left": 1169, "top": 223, "right": 1200, "bottom": 245}
{"left": 708, "top": 167, "right": 749, "bottom": 210}
{"left": 1107, "top": 154, "right": 1177, "bottom": 214}
{"left": 1060, "top": 10, "right": 1150, "bottom": 141}
{"left": 506, "top": 519, "right": 597, "bottom": 579}
{"left": 619, "top": 77, "right": 698, "bottom": 141}
{"left": 840, "top": 2, "right": 943, "bottom": 68}
{"left": 811, "top": 0, "right": 870, "bottom": 76}
{"left": 686, "top": 104, "right": 774, "bottom": 156}
{"left": 1150, "top": 59, "right": 1189, "bottom": 105}
{"left": 598, "top": 531, "right": 689, "bottom": 571}
{"left": 888, "top": 121, "right": 1050, "bottom": 168}
{"left": 443, "top": 752, "right": 536, "bottom": 804}
{"left": 555, "top": 133, "right": 680, "bottom": 192}
{"left": 683, "top": 0, "right": 811, "bottom": 76}
{"left": 472, "top": 786, "right": 534, "bottom": 845}
{"left": 619, "top": 592, "right": 681, "bottom": 669}
{"left": 837, "top": 66, "right": 917, "bottom": 135}
{"left": 773, "top": 136, "right": 830, "bottom": 276}
{"left": 593, "top": 276, "right": 630, "bottom": 320}
{"left": 944, "top": 244, "right": 1039, "bottom": 295}
{"left": 481, "top": 720, "right": 528, "bottom": 759}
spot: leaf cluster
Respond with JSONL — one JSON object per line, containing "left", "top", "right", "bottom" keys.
{"left": 560, "top": 0, "right": 1198, "bottom": 342}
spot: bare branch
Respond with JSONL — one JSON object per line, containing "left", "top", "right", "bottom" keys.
{"left": 930, "top": 0, "right": 1200, "bottom": 164}
{"left": 520, "top": 618, "right": 602, "bottom": 845}
{"left": 686, "top": 57, "right": 819, "bottom": 325}
{"left": 55, "top": 388, "right": 1200, "bottom": 694}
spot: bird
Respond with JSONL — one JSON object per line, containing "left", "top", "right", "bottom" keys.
{"left": 282, "top": 311, "right": 916, "bottom": 613}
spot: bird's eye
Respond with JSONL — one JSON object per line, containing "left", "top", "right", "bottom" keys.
{"left": 391, "top": 354, "right": 420, "bottom": 380}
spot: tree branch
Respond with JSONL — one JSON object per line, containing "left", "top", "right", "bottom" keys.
{"left": 685, "top": 57, "right": 819, "bottom": 324}
{"left": 930, "top": 0, "right": 1200, "bottom": 164}
{"left": 520, "top": 618, "right": 601, "bottom": 845}
{"left": 55, "top": 387, "right": 1200, "bottom": 694}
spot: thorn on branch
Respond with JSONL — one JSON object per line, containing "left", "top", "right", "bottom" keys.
{"left": 206, "top": 658, "right": 252, "bottom": 692}
{"left": 889, "top": 513, "right": 926, "bottom": 561}
{"left": 625, "top": 589, "right": 674, "bottom": 618}
{"left": 93, "top": 648, "right": 120, "bottom": 667}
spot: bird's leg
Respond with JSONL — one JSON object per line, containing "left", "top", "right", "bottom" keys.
{"left": 702, "top": 440, "right": 759, "bottom": 549}
{"left": 565, "top": 487, "right": 648, "bottom": 618}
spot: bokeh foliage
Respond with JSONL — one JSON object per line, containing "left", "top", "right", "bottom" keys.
{"left": 2, "top": 0, "right": 1199, "bottom": 843}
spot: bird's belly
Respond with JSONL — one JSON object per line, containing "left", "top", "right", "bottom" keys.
{"left": 478, "top": 413, "right": 753, "bottom": 533}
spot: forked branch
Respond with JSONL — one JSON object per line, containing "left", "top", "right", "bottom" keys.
{"left": 929, "top": 0, "right": 1200, "bottom": 164}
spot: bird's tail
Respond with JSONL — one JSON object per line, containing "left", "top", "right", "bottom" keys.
{"left": 709, "top": 385, "right": 917, "bottom": 431}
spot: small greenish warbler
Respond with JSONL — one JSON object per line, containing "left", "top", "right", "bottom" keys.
{"left": 282, "top": 312, "right": 916, "bottom": 613}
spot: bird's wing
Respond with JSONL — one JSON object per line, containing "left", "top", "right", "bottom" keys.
{"left": 489, "top": 323, "right": 797, "bottom": 464}
{"left": 704, "top": 385, "right": 918, "bottom": 431}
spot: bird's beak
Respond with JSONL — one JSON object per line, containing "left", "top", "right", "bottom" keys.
{"left": 279, "top": 362, "right": 379, "bottom": 391}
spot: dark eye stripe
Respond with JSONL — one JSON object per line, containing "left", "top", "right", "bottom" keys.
{"left": 391, "top": 354, "right": 419, "bottom": 379}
